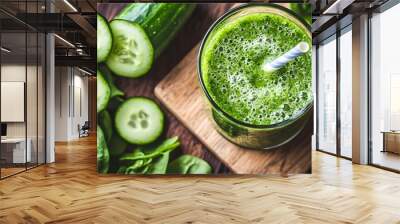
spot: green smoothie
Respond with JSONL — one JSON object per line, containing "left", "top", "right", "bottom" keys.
{"left": 201, "top": 12, "right": 312, "bottom": 126}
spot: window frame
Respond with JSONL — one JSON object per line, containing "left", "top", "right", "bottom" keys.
{"left": 315, "top": 22, "right": 353, "bottom": 160}
{"left": 367, "top": 0, "right": 400, "bottom": 173}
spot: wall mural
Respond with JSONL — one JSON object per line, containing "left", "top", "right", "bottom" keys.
{"left": 96, "top": 3, "right": 313, "bottom": 175}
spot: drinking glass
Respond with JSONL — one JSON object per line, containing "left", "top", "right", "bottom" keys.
{"left": 198, "top": 3, "right": 312, "bottom": 149}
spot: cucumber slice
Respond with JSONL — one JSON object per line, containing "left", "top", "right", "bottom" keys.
{"left": 106, "top": 20, "right": 154, "bottom": 78}
{"left": 97, "top": 14, "right": 112, "bottom": 63}
{"left": 115, "top": 97, "right": 164, "bottom": 145}
{"left": 97, "top": 70, "right": 111, "bottom": 112}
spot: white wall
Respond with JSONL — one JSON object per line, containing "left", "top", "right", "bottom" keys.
{"left": 54, "top": 66, "right": 89, "bottom": 141}
{"left": 55, "top": 66, "right": 69, "bottom": 141}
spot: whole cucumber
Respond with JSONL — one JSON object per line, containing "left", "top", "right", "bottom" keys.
{"left": 114, "top": 3, "right": 196, "bottom": 57}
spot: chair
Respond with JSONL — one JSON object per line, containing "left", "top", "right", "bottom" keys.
{"left": 78, "top": 121, "right": 90, "bottom": 138}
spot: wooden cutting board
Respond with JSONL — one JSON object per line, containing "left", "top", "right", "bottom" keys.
{"left": 154, "top": 45, "right": 312, "bottom": 175}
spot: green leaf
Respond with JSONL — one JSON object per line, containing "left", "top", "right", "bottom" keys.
{"left": 108, "top": 133, "right": 128, "bottom": 157}
{"left": 98, "top": 109, "right": 127, "bottom": 157}
{"left": 289, "top": 3, "right": 312, "bottom": 25}
{"left": 98, "top": 110, "right": 113, "bottom": 142}
{"left": 145, "top": 152, "right": 170, "bottom": 174}
{"left": 124, "top": 150, "right": 153, "bottom": 173}
{"left": 117, "top": 166, "right": 127, "bottom": 174}
{"left": 108, "top": 96, "right": 125, "bottom": 115}
{"left": 99, "top": 64, "right": 124, "bottom": 98}
{"left": 97, "top": 126, "right": 110, "bottom": 173}
{"left": 125, "top": 159, "right": 152, "bottom": 174}
{"left": 167, "top": 155, "right": 212, "bottom": 174}
{"left": 120, "top": 136, "right": 180, "bottom": 161}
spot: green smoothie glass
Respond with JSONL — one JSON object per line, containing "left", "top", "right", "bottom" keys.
{"left": 198, "top": 3, "right": 312, "bottom": 150}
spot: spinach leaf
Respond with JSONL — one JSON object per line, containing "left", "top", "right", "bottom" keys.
{"left": 117, "top": 166, "right": 127, "bottom": 174}
{"left": 145, "top": 152, "right": 170, "bottom": 174}
{"left": 107, "top": 96, "right": 125, "bottom": 115}
{"left": 108, "top": 133, "right": 128, "bottom": 156}
{"left": 167, "top": 155, "right": 212, "bottom": 174}
{"left": 118, "top": 137, "right": 178, "bottom": 175}
{"left": 99, "top": 64, "right": 124, "bottom": 99}
{"left": 98, "top": 110, "right": 127, "bottom": 156}
{"left": 125, "top": 152, "right": 169, "bottom": 174}
{"left": 98, "top": 110, "right": 113, "bottom": 142}
{"left": 97, "top": 126, "right": 110, "bottom": 173}
{"left": 124, "top": 150, "right": 153, "bottom": 173}
{"left": 120, "top": 136, "right": 180, "bottom": 161}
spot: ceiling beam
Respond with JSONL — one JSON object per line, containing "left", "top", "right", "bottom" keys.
{"left": 311, "top": 15, "right": 335, "bottom": 33}
{"left": 322, "top": 0, "right": 356, "bottom": 15}
{"left": 66, "top": 13, "right": 96, "bottom": 46}
{"left": 55, "top": 55, "right": 96, "bottom": 70}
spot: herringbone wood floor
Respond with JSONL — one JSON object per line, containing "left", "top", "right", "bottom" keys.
{"left": 0, "top": 135, "right": 399, "bottom": 224}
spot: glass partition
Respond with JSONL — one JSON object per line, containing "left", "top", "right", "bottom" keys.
{"left": 0, "top": 0, "right": 46, "bottom": 179}
{"left": 27, "top": 0, "right": 38, "bottom": 170}
{"left": 1, "top": 31, "right": 28, "bottom": 177}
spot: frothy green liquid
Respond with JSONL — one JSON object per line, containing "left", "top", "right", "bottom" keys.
{"left": 201, "top": 13, "right": 312, "bottom": 126}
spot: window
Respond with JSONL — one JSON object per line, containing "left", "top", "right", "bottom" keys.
{"left": 339, "top": 26, "right": 352, "bottom": 158}
{"left": 370, "top": 2, "right": 400, "bottom": 171}
{"left": 317, "top": 35, "right": 337, "bottom": 154}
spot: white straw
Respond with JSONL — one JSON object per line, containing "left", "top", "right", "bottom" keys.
{"left": 263, "top": 42, "right": 310, "bottom": 73}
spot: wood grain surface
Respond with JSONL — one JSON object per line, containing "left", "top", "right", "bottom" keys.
{"left": 97, "top": 3, "right": 235, "bottom": 173}
{"left": 155, "top": 45, "right": 312, "bottom": 174}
